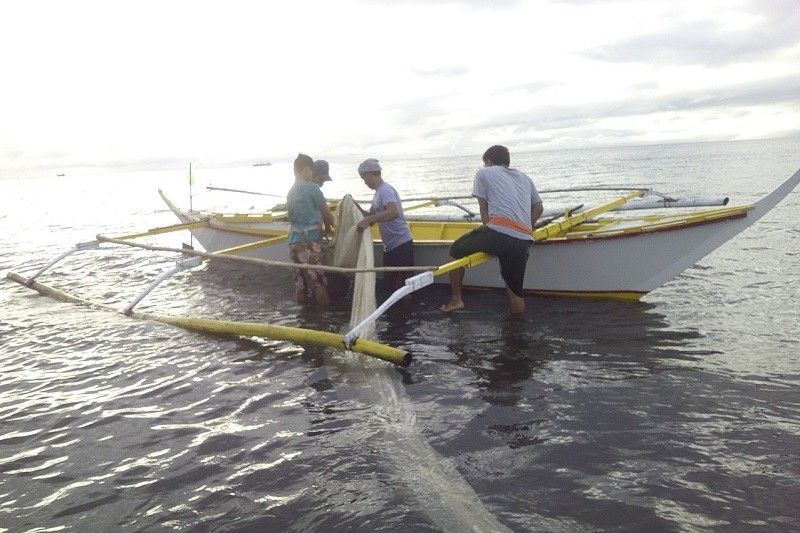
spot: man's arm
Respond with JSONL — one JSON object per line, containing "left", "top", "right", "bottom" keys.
{"left": 355, "top": 202, "right": 369, "bottom": 216}
{"left": 531, "top": 201, "right": 544, "bottom": 227}
{"left": 357, "top": 202, "right": 399, "bottom": 232}
{"left": 477, "top": 197, "right": 489, "bottom": 224}
{"left": 319, "top": 202, "right": 335, "bottom": 236}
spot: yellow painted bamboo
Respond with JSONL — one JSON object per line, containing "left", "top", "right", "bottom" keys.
{"left": 137, "top": 314, "right": 409, "bottom": 365}
{"left": 532, "top": 190, "right": 645, "bottom": 241}
{"left": 402, "top": 200, "right": 439, "bottom": 212}
{"left": 6, "top": 271, "right": 410, "bottom": 365}
{"left": 215, "top": 235, "right": 288, "bottom": 255}
{"left": 564, "top": 205, "right": 752, "bottom": 239}
{"left": 96, "top": 235, "right": 436, "bottom": 273}
{"left": 212, "top": 213, "right": 278, "bottom": 223}
{"left": 432, "top": 252, "right": 493, "bottom": 277}
{"left": 529, "top": 289, "right": 644, "bottom": 301}
{"left": 113, "top": 219, "right": 210, "bottom": 240}
{"left": 8, "top": 271, "right": 100, "bottom": 307}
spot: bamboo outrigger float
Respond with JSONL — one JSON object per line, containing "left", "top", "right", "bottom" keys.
{"left": 5, "top": 219, "right": 413, "bottom": 365}
{"left": 6, "top": 168, "right": 799, "bottom": 363}
{"left": 5, "top": 271, "right": 409, "bottom": 364}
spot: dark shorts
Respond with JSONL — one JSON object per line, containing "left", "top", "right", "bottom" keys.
{"left": 383, "top": 239, "right": 414, "bottom": 294}
{"left": 449, "top": 226, "right": 531, "bottom": 296}
{"left": 384, "top": 239, "right": 414, "bottom": 267}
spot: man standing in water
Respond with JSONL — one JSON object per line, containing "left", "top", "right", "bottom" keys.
{"left": 440, "top": 145, "right": 543, "bottom": 315}
{"left": 355, "top": 158, "right": 414, "bottom": 296}
{"left": 286, "top": 153, "right": 336, "bottom": 307}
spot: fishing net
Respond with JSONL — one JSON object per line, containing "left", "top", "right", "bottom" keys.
{"left": 331, "top": 196, "right": 509, "bottom": 531}
{"left": 333, "top": 195, "right": 376, "bottom": 339}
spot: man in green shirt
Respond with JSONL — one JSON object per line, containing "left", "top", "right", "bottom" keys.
{"left": 286, "top": 153, "right": 335, "bottom": 307}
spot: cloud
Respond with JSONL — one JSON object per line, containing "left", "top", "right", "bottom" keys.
{"left": 583, "top": 1, "right": 800, "bottom": 65}
{"left": 491, "top": 80, "right": 563, "bottom": 96}
{"left": 2, "top": 0, "right": 798, "bottom": 170}
{"left": 484, "top": 72, "right": 800, "bottom": 133}
{"left": 630, "top": 73, "right": 800, "bottom": 113}
{"left": 514, "top": 126, "right": 641, "bottom": 144}
{"left": 308, "top": 72, "right": 800, "bottom": 156}
{"left": 411, "top": 66, "right": 470, "bottom": 78}
{"left": 3, "top": 147, "right": 24, "bottom": 161}
{"left": 346, "top": 75, "right": 790, "bottom": 157}
{"left": 382, "top": 94, "right": 455, "bottom": 127}
{"left": 549, "top": 0, "right": 639, "bottom": 4}
{"left": 358, "top": 0, "right": 522, "bottom": 8}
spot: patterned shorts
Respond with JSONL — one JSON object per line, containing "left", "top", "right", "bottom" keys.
{"left": 289, "top": 240, "right": 328, "bottom": 298}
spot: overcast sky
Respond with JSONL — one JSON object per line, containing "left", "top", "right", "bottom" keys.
{"left": 1, "top": 0, "right": 798, "bottom": 173}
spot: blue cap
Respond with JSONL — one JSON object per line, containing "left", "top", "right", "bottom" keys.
{"left": 313, "top": 160, "right": 332, "bottom": 181}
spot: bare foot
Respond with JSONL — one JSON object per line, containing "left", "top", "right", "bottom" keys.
{"left": 440, "top": 300, "right": 464, "bottom": 312}
{"left": 509, "top": 296, "right": 526, "bottom": 315}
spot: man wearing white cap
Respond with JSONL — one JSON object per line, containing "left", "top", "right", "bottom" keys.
{"left": 355, "top": 158, "right": 414, "bottom": 296}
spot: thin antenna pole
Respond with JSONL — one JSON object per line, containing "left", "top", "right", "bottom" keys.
{"left": 188, "top": 162, "right": 194, "bottom": 248}
{"left": 189, "top": 162, "right": 193, "bottom": 212}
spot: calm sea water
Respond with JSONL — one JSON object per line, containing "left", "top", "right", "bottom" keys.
{"left": 1, "top": 138, "right": 799, "bottom": 532}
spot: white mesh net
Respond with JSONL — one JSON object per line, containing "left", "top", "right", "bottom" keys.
{"left": 333, "top": 195, "right": 376, "bottom": 339}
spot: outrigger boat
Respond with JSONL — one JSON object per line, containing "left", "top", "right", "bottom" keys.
{"left": 162, "top": 169, "right": 800, "bottom": 301}
{"left": 7, "top": 168, "right": 799, "bottom": 364}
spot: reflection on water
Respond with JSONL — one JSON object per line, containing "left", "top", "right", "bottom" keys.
{"left": 442, "top": 294, "right": 711, "bottom": 385}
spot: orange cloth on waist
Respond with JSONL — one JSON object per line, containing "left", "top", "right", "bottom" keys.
{"left": 488, "top": 215, "right": 532, "bottom": 235}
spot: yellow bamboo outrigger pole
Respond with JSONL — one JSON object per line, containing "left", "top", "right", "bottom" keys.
{"left": 6, "top": 215, "right": 411, "bottom": 365}
{"left": 343, "top": 189, "right": 646, "bottom": 349}
{"left": 5, "top": 272, "right": 410, "bottom": 365}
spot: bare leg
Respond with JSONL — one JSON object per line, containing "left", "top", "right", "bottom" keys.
{"left": 440, "top": 265, "right": 465, "bottom": 312}
{"left": 310, "top": 268, "right": 329, "bottom": 308}
{"left": 314, "top": 284, "right": 330, "bottom": 308}
{"left": 505, "top": 286, "right": 526, "bottom": 315}
{"left": 295, "top": 288, "right": 307, "bottom": 305}
{"left": 295, "top": 269, "right": 308, "bottom": 305}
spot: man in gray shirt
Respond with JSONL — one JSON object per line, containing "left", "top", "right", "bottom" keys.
{"left": 356, "top": 158, "right": 414, "bottom": 296}
{"left": 441, "top": 145, "right": 544, "bottom": 315}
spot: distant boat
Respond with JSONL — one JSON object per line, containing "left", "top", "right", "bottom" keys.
{"left": 56, "top": 173, "right": 65, "bottom": 177}
{"left": 253, "top": 162, "right": 272, "bottom": 167}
